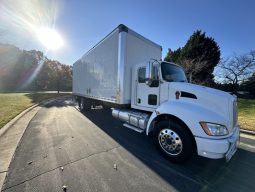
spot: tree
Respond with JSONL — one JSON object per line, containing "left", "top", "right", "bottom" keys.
{"left": 164, "top": 48, "right": 182, "bottom": 64}
{"left": 217, "top": 51, "right": 255, "bottom": 93}
{"left": 0, "top": 44, "right": 44, "bottom": 91}
{"left": 164, "top": 30, "right": 220, "bottom": 85}
{"left": 244, "top": 73, "right": 255, "bottom": 95}
{"left": 0, "top": 43, "right": 72, "bottom": 92}
{"left": 19, "top": 50, "right": 47, "bottom": 91}
{"left": 47, "top": 60, "right": 72, "bottom": 93}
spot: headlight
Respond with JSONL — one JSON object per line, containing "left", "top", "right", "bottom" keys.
{"left": 200, "top": 122, "right": 228, "bottom": 136}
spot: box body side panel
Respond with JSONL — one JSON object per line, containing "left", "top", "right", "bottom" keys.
{"left": 73, "top": 26, "right": 162, "bottom": 105}
{"left": 73, "top": 30, "right": 119, "bottom": 102}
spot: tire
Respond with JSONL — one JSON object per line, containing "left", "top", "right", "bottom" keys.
{"left": 79, "top": 98, "right": 91, "bottom": 112}
{"left": 78, "top": 98, "right": 84, "bottom": 112}
{"left": 78, "top": 99, "right": 82, "bottom": 110}
{"left": 153, "top": 120, "right": 194, "bottom": 163}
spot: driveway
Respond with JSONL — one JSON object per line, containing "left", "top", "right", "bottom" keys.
{"left": 2, "top": 97, "right": 255, "bottom": 192}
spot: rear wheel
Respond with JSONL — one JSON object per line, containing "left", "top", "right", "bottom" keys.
{"left": 153, "top": 120, "right": 194, "bottom": 163}
{"left": 78, "top": 98, "right": 91, "bottom": 112}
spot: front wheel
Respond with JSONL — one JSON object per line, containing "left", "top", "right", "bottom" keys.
{"left": 153, "top": 120, "right": 194, "bottom": 163}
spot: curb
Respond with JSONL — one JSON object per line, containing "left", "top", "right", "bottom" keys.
{"left": 0, "top": 96, "right": 70, "bottom": 139}
{"left": 240, "top": 129, "right": 255, "bottom": 136}
{"left": 0, "top": 104, "right": 39, "bottom": 139}
{"left": 0, "top": 103, "right": 39, "bottom": 192}
{"left": 0, "top": 96, "right": 70, "bottom": 191}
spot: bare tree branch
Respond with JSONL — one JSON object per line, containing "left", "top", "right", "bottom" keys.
{"left": 217, "top": 50, "right": 255, "bottom": 92}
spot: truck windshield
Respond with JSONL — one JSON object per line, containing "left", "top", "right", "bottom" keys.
{"left": 161, "top": 62, "right": 187, "bottom": 82}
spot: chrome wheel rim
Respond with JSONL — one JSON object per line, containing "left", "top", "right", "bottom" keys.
{"left": 158, "top": 129, "right": 183, "bottom": 156}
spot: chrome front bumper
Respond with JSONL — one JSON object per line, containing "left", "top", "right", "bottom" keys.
{"left": 195, "top": 125, "right": 240, "bottom": 161}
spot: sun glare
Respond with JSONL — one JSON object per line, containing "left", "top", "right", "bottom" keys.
{"left": 36, "top": 27, "right": 63, "bottom": 50}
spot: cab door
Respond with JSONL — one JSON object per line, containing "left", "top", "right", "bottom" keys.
{"left": 135, "top": 65, "right": 160, "bottom": 110}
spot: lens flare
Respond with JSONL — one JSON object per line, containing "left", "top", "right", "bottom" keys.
{"left": 0, "top": 0, "right": 60, "bottom": 45}
{"left": 37, "top": 27, "right": 63, "bottom": 50}
{"left": 0, "top": 0, "right": 63, "bottom": 91}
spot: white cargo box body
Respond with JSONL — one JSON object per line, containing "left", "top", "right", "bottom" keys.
{"left": 73, "top": 24, "right": 162, "bottom": 105}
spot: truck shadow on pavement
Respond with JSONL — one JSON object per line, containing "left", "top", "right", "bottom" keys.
{"left": 40, "top": 96, "right": 76, "bottom": 108}
{"left": 78, "top": 106, "right": 255, "bottom": 192}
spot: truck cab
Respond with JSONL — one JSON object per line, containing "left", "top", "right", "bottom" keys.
{"left": 113, "top": 59, "right": 240, "bottom": 163}
{"left": 132, "top": 60, "right": 187, "bottom": 111}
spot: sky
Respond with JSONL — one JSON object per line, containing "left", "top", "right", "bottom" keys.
{"left": 0, "top": 0, "right": 255, "bottom": 65}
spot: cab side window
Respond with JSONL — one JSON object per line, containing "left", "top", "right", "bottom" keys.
{"left": 138, "top": 66, "right": 159, "bottom": 87}
{"left": 138, "top": 67, "right": 146, "bottom": 83}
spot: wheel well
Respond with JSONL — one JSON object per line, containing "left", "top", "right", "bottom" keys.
{"left": 150, "top": 114, "right": 197, "bottom": 152}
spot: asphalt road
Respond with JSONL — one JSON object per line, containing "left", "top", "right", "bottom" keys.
{"left": 2, "top": 97, "right": 255, "bottom": 192}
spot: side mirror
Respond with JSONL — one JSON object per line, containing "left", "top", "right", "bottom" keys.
{"left": 145, "top": 62, "right": 153, "bottom": 86}
{"left": 145, "top": 61, "right": 160, "bottom": 87}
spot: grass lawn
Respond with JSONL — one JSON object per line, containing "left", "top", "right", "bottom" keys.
{"left": 0, "top": 93, "right": 70, "bottom": 129}
{"left": 238, "top": 98, "right": 255, "bottom": 132}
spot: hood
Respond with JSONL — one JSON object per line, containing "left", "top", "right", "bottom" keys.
{"left": 168, "top": 82, "right": 236, "bottom": 132}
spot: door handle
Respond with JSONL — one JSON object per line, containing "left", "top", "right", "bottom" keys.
{"left": 137, "top": 98, "right": 141, "bottom": 103}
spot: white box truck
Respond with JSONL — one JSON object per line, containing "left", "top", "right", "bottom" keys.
{"left": 73, "top": 24, "right": 240, "bottom": 163}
